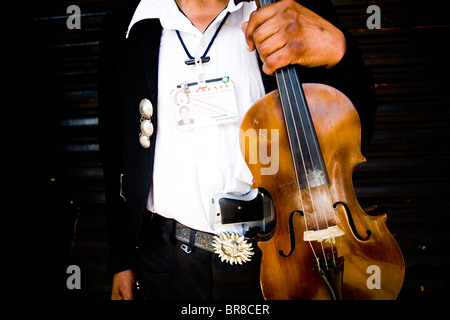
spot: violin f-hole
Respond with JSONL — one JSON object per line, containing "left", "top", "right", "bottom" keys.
{"left": 334, "top": 202, "right": 372, "bottom": 241}
{"left": 279, "top": 210, "right": 303, "bottom": 257}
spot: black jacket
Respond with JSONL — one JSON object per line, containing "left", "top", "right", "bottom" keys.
{"left": 98, "top": 0, "right": 376, "bottom": 275}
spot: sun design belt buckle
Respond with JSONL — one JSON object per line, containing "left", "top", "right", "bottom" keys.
{"left": 212, "top": 233, "right": 254, "bottom": 265}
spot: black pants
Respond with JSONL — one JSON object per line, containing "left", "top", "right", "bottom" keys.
{"left": 135, "top": 213, "right": 264, "bottom": 300}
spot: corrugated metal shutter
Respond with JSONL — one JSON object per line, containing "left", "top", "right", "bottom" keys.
{"left": 30, "top": 0, "right": 449, "bottom": 299}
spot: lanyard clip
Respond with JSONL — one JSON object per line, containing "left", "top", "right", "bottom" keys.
{"left": 195, "top": 57, "right": 207, "bottom": 88}
{"left": 184, "top": 56, "right": 210, "bottom": 65}
{"left": 181, "top": 81, "right": 190, "bottom": 94}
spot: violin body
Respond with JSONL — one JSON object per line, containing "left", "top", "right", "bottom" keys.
{"left": 240, "top": 84, "right": 405, "bottom": 299}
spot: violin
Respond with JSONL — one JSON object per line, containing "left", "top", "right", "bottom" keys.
{"left": 238, "top": 0, "right": 405, "bottom": 299}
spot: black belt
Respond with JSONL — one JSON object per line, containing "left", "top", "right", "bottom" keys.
{"left": 173, "top": 222, "right": 217, "bottom": 253}
{"left": 142, "top": 191, "right": 269, "bottom": 266}
{"left": 147, "top": 212, "right": 260, "bottom": 258}
{"left": 147, "top": 212, "right": 217, "bottom": 253}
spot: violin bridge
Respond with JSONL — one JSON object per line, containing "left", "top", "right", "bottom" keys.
{"left": 303, "top": 226, "right": 345, "bottom": 243}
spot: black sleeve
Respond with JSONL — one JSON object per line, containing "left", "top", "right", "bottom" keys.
{"left": 98, "top": 3, "right": 139, "bottom": 275}
{"left": 298, "top": 0, "right": 377, "bottom": 149}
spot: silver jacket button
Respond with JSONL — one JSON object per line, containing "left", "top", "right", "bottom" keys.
{"left": 139, "top": 134, "right": 151, "bottom": 148}
{"left": 139, "top": 98, "right": 154, "bottom": 148}
{"left": 140, "top": 119, "right": 154, "bottom": 137}
{"left": 139, "top": 98, "right": 153, "bottom": 119}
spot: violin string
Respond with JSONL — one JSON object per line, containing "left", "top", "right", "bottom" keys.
{"left": 262, "top": 0, "right": 337, "bottom": 229}
{"left": 276, "top": 67, "right": 324, "bottom": 267}
{"left": 286, "top": 68, "right": 330, "bottom": 269}
{"left": 261, "top": 1, "right": 318, "bottom": 264}
{"left": 278, "top": 67, "right": 329, "bottom": 270}
{"left": 275, "top": 68, "right": 307, "bottom": 224}
{"left": 262, "top": 0, "right": 340, "bottom": 270}
{"left": 323, "top": 184, "right": 340, "bottom": 266}
{"left": 281, "top": 69, "right": 325, "bottom": 268}
{"left": 276, "top": 68, "right": 310, "bottom": 226}
{"left": 276, "top": 69, "right": 308, "bottom": 226}
{"left": 284, "top": 68, "right": 321, "bottom": 227}
{"left": 288, "top": 67, "right": 329, "bottom": 225}
{"left": 287, "top": 67, "right": 342, "bottom": 267}
{"left": 264, "top": 0, "right": 338, "bottom": 268}
{"left": 291, "top": 69, "right": 338, "bottom": 264}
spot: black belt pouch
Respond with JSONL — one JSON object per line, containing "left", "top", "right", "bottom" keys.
{"left": 219, "top": 193, "right": 264, "bottom": 224}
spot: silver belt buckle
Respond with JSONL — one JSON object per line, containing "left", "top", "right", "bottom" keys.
{"left": 212, "top": 232, "right": 254, "bottom": 265}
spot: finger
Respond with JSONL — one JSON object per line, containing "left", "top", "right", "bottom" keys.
{"left": 262, "top": 44, "right": 295, "bottom": 75}
{"left": 253, "top": 17, "right": 283, "bottom": 54}
{"left": 111, "top": 287, "right": 123, "bottom": 300}
{"left": 244, "top": 3, "right": 278, "bottom": 51}
{"left": 119, "top": 278, "right": 135, "bottom": 300}
{"left": 256, "top": 27, "right": 287, "bottom": 62}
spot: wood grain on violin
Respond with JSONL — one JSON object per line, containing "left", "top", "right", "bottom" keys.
{"left": 239, "top": 0, "right": 405, "bottom": 300}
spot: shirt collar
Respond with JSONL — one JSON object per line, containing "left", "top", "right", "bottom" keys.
{"left": 126, "top": 0, "right": 245, "bottom": 38}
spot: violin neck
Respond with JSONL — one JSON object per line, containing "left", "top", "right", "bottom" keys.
{"left": 275, "top": 66, "right": 329, "bottom": 189}
{"left": 236, "top": 0, "right": 328, "bottom": 188}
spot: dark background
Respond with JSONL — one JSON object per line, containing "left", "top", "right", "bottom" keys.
{"left": 25, "top": 0, "right": 450, "bottom": 300}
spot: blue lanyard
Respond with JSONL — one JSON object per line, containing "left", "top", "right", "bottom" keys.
{"left": 175, "top": 11, "right": 231, "bottom": 66}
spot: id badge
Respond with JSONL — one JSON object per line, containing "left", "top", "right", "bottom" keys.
{"left": 170, "top": 77, "right": 239, "bottom": 130}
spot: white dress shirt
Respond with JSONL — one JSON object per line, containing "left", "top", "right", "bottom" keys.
{"left": 127, "top": 0, "right": 265, "bottom": 235}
